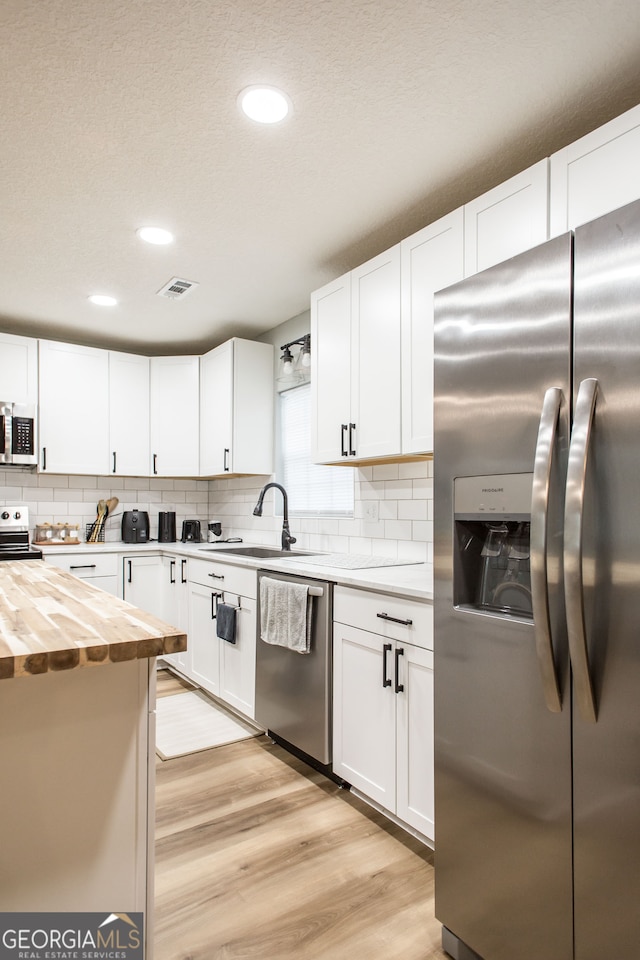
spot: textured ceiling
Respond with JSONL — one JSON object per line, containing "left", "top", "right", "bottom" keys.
{"left": 3, "top": 0, "right": 640, "bottom": 354}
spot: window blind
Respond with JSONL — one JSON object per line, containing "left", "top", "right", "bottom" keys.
{"left": 277, "top": 383, "right": 354, "bottom": 517}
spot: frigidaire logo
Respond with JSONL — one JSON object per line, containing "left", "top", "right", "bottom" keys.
{"left": 0, "top": 912, "right": 144, "bottom": 960}
{"left": 482, "top": 487, "right": 504, "bottom": 493}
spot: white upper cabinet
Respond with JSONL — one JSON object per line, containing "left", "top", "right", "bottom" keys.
{"left": 39, "top": 340, "right": 110, "bottom": 475}
{"left": 108, "top": 351, "right": 150, "bottom": 477}
{"left": 311, "top": 272, "right": 352, "bottom": 463}
{"left": 550, "top": 103, "right": 640, "bottom": 236}
{"left": 200, "top": 338, "right": 274, "bottom": 478}
{"left": 311, "top": 247, "right": 401, "bottom": 464}
{"left": 149, "top": 355, "right": 199, "bottom": 477}
{"left": 400, "top": 209, "right": 465, "bottom": 455}
{"left": 464, "top": 158, "right": 549, "bottom": 277}
{"left": 351, "top": 245, "right": 401, "bottom": 460}
{"left": 0, "top": 333, "right": 37, "bottom": 403}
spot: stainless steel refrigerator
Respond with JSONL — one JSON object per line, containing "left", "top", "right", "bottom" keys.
{"left": 433, "top": 198, "right": 640, "bottom": 960}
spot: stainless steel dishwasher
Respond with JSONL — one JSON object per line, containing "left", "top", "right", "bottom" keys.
{"left": 256, "top": 568, "right": 333, "bottom": 768}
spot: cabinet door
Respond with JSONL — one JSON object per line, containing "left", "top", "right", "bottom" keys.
{"left": 230, "top": 339, "right": 274, "bottom": 476}
{"left": 464, "top": 159, "right": 549, "bottom": 277}
{"left": 219, "top": 596, "right": 256, "bottom": 719}
{"left": 109, "top": 352, "right": 150, "bottom": 477}
{"left": 189, "top": 581, "right": 221, "bottom": 698}
{"left": 550, "top": 102, "right": 640, "bottom": 235}
{"left": 39, "top": 340, "right": 110, "bottom": 475}
{"left": 401, "top": 210, "right": 464, "bottom": 455}
{"left": 396, "top": 642, "right": 434, "bottom": 840}
{"left": 200, "top": 340, "right": 233, "bottom": 476}
{"left": 0, "top": 332, "right": 37, "bottom": 403}
{"left": 351, "top": 246, "right": 401, "bottom": 460}
{"left": 149, "top": 356, "right": 199, "bottom": 477}
{"left": 161, "top": 555, "right": 190, "bottom": 673}
{"left": 311, "top": 273, "right": 352, "bottom": 463}
{"left": 123, "top": 555, "right": 164, "bottom": 615}
{"left": 332, "top": 622, "right": 396, "bottom": 807}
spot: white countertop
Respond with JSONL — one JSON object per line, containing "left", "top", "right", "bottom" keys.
{"left": 39, "top": 540, "right": 433, "bottom": 601}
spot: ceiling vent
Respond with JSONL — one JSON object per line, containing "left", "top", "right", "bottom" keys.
{"left": 157, "top": 277, "right": 199, "bottom": 300}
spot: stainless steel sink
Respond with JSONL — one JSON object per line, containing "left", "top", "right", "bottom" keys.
{"left": 198, "top": 546, "right": 320, "bottom": 559}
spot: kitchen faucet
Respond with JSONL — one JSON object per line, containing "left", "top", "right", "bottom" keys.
{"left": 252, "top": 482, "right": 297, "bottom": 551}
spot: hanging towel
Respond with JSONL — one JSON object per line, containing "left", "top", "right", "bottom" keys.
{"left": 216, "top": 602, "right": 237, "bottom": 644}
{"left": 260, "top": 576, "right": 312, "bottom": 654}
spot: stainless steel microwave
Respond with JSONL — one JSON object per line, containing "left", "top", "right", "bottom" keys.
{"left": 0, "top": 402, "right": 37, "bottom": 465}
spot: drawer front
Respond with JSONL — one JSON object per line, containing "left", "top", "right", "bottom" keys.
{"left": 47, "top": 551, "right": 119, "bottom": 579}
{"left": 188, "top": 557, "right": 257, "bottom": 599}
{"left": 334, "top": 585, "right": 433, "bottom": 650}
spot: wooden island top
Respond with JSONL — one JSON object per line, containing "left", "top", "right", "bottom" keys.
{"left": 0, "top": 558, "right": 186, "bottom": 680}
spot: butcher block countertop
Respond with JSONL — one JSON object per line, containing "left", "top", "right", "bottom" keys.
{"left": 0, "top": 559, "right": 187, "bottom": 681}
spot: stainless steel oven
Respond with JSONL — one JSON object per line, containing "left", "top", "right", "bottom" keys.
{"left": 0, "top": 506, "right": 42, "bottom": 560}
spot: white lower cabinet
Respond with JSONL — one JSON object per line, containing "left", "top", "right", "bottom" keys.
{"left": 161, "top": 554, "right": 190, "bottom": 674}
{"left": 123, "top": 553, "right": 189, "bottom": 675}
{"left": 188, "top": 558, "right": 257, "bottom": 719}
{"left": 46, "top": 551, "right": 121, "bottom": 597}
{"left": 332, "top": 586, "right": 434, "bottom": 840}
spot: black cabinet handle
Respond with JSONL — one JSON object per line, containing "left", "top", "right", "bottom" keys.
{"left": 127, "top": 560, "right": 132, "bottom": 584}
{"left": 181, "top": 558, "right": 187, "bottom": 583}
{"left": 341, "top": 423, "right": 348, "bottom": 457}
{"left": 112, "top": 451, "right": 117, "bottom": 474}
{"left": 349, "top": 422, "right": 356, "bottom": 456}
{"left": 376, "top": 612, "right": 413, "bottom": 627}
{"left": 395, "top": 647, "right": 405, "bottom": 693}
{"left": 224, "top": 448, "right": 230, "bottom": 472}
{"left": 70, "top": 564, "right": 97, "bottom": 570}
{"left": 208, "top": 571, "right": 224, "bottom": 580}
{"left": 382, "top": 642, "right": 392, "bottom": 688}
{"left": 42, "top": 447, "right": 47, "bottom": 470}
{"left": 170, "top": 559, "right": 176, "bottom": 584}
{"left": 153, "top": 453, "right": 158, "bottom": 475}
{"left": 211, "top": 591, "right": 222, "bottom": 620}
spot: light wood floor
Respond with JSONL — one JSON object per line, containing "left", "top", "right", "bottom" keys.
{"left": 154, "top": 668, "right": 447, "bottom": 960}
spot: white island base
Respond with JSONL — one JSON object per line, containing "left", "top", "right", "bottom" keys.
{"left": 0, "top": 659, "right": 156, "bottom": 957}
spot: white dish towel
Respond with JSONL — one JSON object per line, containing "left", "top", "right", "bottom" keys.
{"left": 260, "top": 576, "right": 312, "bottom": 654}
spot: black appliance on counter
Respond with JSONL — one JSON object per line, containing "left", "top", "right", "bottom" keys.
{"left": 121, "top": 510, "right": 150, "bottom": 543}
{"left": 158, "top": 511, "right": 176, "bottom": 543}
{"left": 0, "top": 505, "right": 42, "bottom": 560}
{"left": 181, "top": 519, "right": 201, "bottom": 542}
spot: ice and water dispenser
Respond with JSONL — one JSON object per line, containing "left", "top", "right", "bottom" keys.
{"left": 453, "top": 473, "right": 533, "bottom": 619}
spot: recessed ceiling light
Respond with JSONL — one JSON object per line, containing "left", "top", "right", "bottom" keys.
{"left": 88, "top": 294, "right": 118, "bottom": 307}
{"left": 137, "top": 226, "right": 174, "bottom": 245}
{"left": 238, "top": 86, "right": 291, "bottom": 124}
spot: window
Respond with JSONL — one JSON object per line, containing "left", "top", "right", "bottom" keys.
{"left": 277, "top": 383, "right": 354, "bottom": 517}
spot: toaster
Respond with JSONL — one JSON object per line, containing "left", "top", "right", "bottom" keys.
{"left": 181, "top": 519, "right": 201, "bottom": 542}
{"left": 121, "top": 510, "right": 150, "bottom": 543}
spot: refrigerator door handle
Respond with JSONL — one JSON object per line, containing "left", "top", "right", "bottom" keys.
{"left": 531, "top": 386, "right": 563, "bottom": 713}
{"left": 564, "top": 377, "right": 598, "bottom": 723}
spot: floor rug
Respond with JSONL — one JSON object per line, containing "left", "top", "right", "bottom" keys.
{"left": 156, "top": 690, "right": 260, "bottom": 760}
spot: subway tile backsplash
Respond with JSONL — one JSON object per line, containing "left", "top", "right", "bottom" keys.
{"left": 0, "top": 469, "right": 210, "bottom": 543}
{"left": 0, "top": 460, "right": 433, "bottom": 561}
{"left": 207, "top": 461, "right": 434, "bottom": 563}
